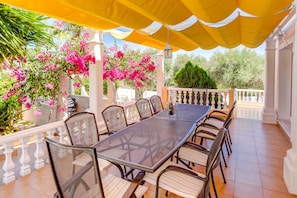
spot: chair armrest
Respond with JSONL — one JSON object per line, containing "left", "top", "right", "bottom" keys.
{"left": 181, "top": 141, "right": 209, "bottom": 155}
{"left": 198, "top": 122, "right": 220, "bottom": 130}
{"left": 206, "top": 115, "right": 225, "bottom": 122}
{"left": 209, "top": 110, "right": 228, "bottom": 116}
{"left": 123, "top": 171, "right": 145, "bottom": 197}
{"left": 160, "top": 165, "right": 206, "bottom": 182}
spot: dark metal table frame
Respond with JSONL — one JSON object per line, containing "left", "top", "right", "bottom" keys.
{"left": 94, "top": 104, "right": 210, "bottom": 173}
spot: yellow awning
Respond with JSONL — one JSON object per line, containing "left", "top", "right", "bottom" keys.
{"left": 0, "top": 0, "right": 294, "bottom": 51}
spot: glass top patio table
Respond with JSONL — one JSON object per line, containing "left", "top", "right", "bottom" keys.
{"left": 155, "top": 103, "right": 211, "bottom": 123}
{"left": 94, "top": 104, "right": 210, "bottom": 173}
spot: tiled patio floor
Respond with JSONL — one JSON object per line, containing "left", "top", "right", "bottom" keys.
{"left": 0, "top": 107, "right": 296, "bottom": 197}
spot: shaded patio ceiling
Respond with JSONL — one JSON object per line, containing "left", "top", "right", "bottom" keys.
{"left": 0, "top": 0, "right": 294, "bottom": 51}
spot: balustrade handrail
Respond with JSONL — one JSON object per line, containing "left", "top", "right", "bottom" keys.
{"left": 0, "top": 120, "right": 65, "bottom": 144}
{"left": 235, "top": 88, "right": 264, "bottom": 104}
{"left": 166, "top": 87, "right": 230, "bottom": 110}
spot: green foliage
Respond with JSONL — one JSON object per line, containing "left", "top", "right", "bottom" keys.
{"left": 0, "top": 96, "right": 24, "bottom": 134}
{"left": 0, "top": 73, "right": 23, "bottom": 134}
{"left": 207, "top": 48, "right": 264, "bottom": 89}
{"left": 174, "top": 61, "right": 217, "bottom": 89}
{"left": 165, "top": 53, "right": 207, "bottom": 86}
{"left": 0, "top": 3, "right": 53, "bottom": 62}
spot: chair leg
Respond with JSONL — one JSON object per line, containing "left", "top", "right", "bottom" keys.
{"left": 211, "top": 172, "right": 218, "bottom": 198}
{"left": 219, "top": 162, "right": 227, "bottom": 184}
{"left": 227, "top": 129, "right": 232, "bottom": 144}
{"left": 226, "top": 137, "right": 232, "bottom": 154}
{"left": 225, "top": 133, "right": 232, "bottom": 154}
{"left": 224, "top": 139, "right": 230, "bottom": 155}
{"left": 225, "top": 139, "right": 232, "bottom": 155}
{"left": 221, "top": 150, "right": 228, "bottom": 167}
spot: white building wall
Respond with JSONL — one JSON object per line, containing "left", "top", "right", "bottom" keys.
{"left": 278, "top": 49, "right": 293, "bottom": 120}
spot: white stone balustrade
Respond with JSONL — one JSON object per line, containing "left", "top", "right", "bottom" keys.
{"left": 0, "top": 120, "right": 66, "bottom": 184}
{"left": 235, "top": 89, "right": 264, "bottom": 104}
{"left": 167, "top": 87, "right": 230, "bottom": 110}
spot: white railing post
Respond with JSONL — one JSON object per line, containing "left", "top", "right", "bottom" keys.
{"left": 223, "top": 92, "right": 228, "bottom": 109}
{"left": 193, "top": 89, "right": 198, "bottom": 104}
{"left": 20, "top": 137, "right": 31, "bottom": 176}
{"left": 199, "top": 90, "right": 204, "bottom": 105}
{"left": 34, "top": 133, "right": 45, "bottom": 169}
{"left": 217, "top": 91, "right": 222, "bottom": 109}
{"left": 188, "top": 90, "right": 193, "bottom": 104}
{"left": 206, "top": 90, "right": 209, "bottom": 106}
{"left": 2, "top": 142, "right": 15, "bottom": 184}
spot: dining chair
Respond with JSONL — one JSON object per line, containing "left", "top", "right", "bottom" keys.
{"left": 64, "top": 112, "right": 125, "bottom": 174}
{"left": 101, "top": 105, "right": 129, "bottom": 134}
{"left": 143, "top": 128, "right": 226, "bottom": 198}
{"left": 192, "top": 117, "right": 233, "bottom": 168}
{"left": 205, "top": 100, "right": 236, "bottom": 145}
{"left": 208, "top": 100, "right": 237, "bottom": 120}
{"left": 135, "top": 98, "right": 153, "bottom": 120}
{"left": 149, "top": 95, "right": 164, "bottom": 114}
{"left": 44, "top": 137, "right": 148, "bottom": 198}
{"left": 176, "top": 129, "right": 227, "bottom": 198}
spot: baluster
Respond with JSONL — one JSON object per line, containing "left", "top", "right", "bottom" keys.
{"left": 223, "top": 92, "right": 228, "bottom": 109}
{"left": 217, "top": 92, "right": 222, "bottom": 109}
{"left": 177, "top": 91, "right": 182, "bottom": 103}
{"left": 188, "top": 90, "right": 193, "bottom": 104}
{"left": 211, "top": 91, "right": 215, "bottom": 108}
{"left": 199, "top": 91, "right": 204, "bottom": 105}
{"left": 20, "top": 137, "right": 31, "bottom": 176}
{"left": 240, "top": 90, "right": 242, "bottom": 102}
{"left": 206, "top": 90, "right": 209, "bottom": 106}
{"left": 34, "top": 133, "right": 45, "bottom": 169}
{"left": 2, "top": 142, "right": 15, "bottom": 184}
{"left": 193, "top": 89, "right": 198, "bottom": 104}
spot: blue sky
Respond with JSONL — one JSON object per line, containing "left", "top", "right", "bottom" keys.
{"left": 103, "top": 33, "right": 265, "bottom": 60}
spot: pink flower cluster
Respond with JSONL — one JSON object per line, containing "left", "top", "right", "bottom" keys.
{"left": 103, "top": 46, "right": 156, "bottom": 89}
{"left": 1, "top": 22, "right": 95, "bottom": 118}
{"left": 62, "top": 42, "right": 95, "bottom": 76}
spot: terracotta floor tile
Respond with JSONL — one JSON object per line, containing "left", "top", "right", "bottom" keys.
{"left": 263, "top": 189, "right": 297, "bottom": 198}
{"left": 237, "top": 152, "right": 259, "bottom": 163}
{"left": 234, "top": 181, "right": 263, "bottom": 198}
{"left": 216, "top": 179, "right": 235, "bottom": 197}
{"left": 261, "top": 175, "right": 289, "bottom": 193}
{"left": 259, "top": 165, "right": 283, "bottom": 179}
{"left": 235, "top": 169, "right": 262, "bottom": 187}
{"left": 236, "top": 159, "right": 260, "bottom": 173}
{"left": 257, "top": 156, "right": 284, "bottom": 169}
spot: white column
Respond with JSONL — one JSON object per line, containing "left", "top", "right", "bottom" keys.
{"left": 284, "top": 20, "right": 297, "bottom": 195}
{"left": 87, "top": 30, "right": 104, "bottom": 122}
{"left": 261, "top": 39, "right": 278, "bottom": 124}
{"left": 157, "top": 51, "right": 164, "bottom": 97}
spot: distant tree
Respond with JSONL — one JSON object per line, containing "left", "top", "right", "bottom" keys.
{"left": 174, "top": 61, "right": 217, "bottom": 89}
{"left": 165, "top": 53, "right": 207, "bottom": 86}
{"left": 207, "top": 48, "right": 264, "bottom": 89}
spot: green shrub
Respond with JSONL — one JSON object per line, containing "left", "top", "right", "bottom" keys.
{"left": 0, "top": 73, "right": 24, "bottom": 134}
{"left": 0, "top": 96, "right": 24, "bottom": 134}
{"left": 174, "top": 61, "right": 218, "bottom": 105}
{"left": 174, "top": 61, "right": 217, "bottom": 89}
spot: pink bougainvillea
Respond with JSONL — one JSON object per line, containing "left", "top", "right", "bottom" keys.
{"left": 1, "top": 20, "right": 95, "bottom": 116}
{"left": 103, "top": 46, "right": 157, "bottom": 97}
